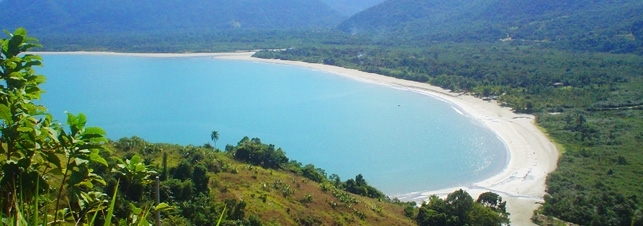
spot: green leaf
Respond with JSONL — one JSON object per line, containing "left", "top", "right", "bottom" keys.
{"left": 2, "top": 38, "right": 9, "bottom": 53}
{"left": 89, "top": 173, "right": 106, "bottom": 186}
{"left": 129, "top": 203, "right": 143, "bottom": 215}
{"left": 77, "top": 113, "right": 87, "bottom": 128}
{"left": 138, "top": 216, "right": 150, "bottom": 226}
{"left": 105, "top": 180, "right": 119, "bottom": 226}
{"left": 78, "top": 180, "right": 94, "bottom": 189}
{"left": 82, "top": 127, "right": 108, "bottom": 143}
{"left": 8, "top": 71, "right": 25, "bottom": 81}
{"left": 7, "top": 33, "right": 25, "bottom": 56}
{"left": 0, "top": 103, "right": 12, "bottom": 122}
{"left": 90, "top": 150, "right": 108, "bottom": 166}
{"left": 17, "top": 126, "right": 34, "bottom": 132}
{"left": 14, "top": 27, "right": 27, "bottom": 37}
{"left": 129, "top": 154, "right": 142, "bottom": 166}
{"left": 135, "top": 164, "right": 146, "bottom": 173}
{"left": 49, "top": 167, "right": 63, "bottom": 176}
{"left": 83, "top": 127, "right": 106, "bottom": 136}
{"left": 154, "top": 202, "right": 175, "bottom": 212}
{"left": 75, "top": 157, "right": 89, "bottom": 166}
{"left": 217, "top": 204, "right": 227, "bottom": 226}
{"left": 43, "top": 127, "right": 59, "bottom": 141}
{"left": 66, "top": 112, "right": 77, "bottom": 131}
{"left": 43, "top": 151, "right": 62, "bottom": 169}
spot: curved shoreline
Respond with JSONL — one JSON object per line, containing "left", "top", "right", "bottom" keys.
{"left": 212, "top": 52, "right": 559, "bottom": 226}
{"left": 33, "top": 51, "right": 559, "bottom": 225}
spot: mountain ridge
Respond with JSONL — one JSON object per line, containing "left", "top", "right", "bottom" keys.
{"left": 0, "top": 0, "right": 346, "bottom": 35}
{"left": 338, "top": 0, "right": 643, "bottom": 53}
{"left": 320, "top": 0, "right": 386, "bottom": 16}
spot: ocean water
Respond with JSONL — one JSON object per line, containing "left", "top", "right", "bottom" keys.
{"left": 37, "top": 54, "right": 507, "bottom": 195}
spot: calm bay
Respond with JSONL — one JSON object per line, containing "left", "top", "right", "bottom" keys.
{"left": 38, "top": 54, "right": 507, "bottom": 195}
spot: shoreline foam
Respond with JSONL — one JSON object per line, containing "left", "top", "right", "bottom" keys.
{"left": 34, "top": 51, "right": 559, "bottom": 225}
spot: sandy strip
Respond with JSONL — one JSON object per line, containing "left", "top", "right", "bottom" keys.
{"left": 33, "top": 51, "right": 559, "bottom": 225}
{"left": 212, "top": 52, "right": 560, "bottom": 225}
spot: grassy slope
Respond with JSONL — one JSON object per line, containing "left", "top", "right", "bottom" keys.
{"left": 111, "top": 139, "right": 415, "bottom": 225}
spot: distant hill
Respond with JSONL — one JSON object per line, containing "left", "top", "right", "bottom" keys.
{"left": 338, "top": 0, "right": 643, "bottom": 53}
{"left": 0, "top": 0, "right": 345, "bottom": 35}
{"left": 321, "top": 0, "right": 386, "bottom": 16}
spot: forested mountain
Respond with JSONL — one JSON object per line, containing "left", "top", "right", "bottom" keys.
{"left": 320, "top": 0, "right": 385, "bottom": 16}
{"left": 0, "top": 0, "right": 345, "bottom": 35}
{"left": 338, "top": 0, "right": 643, "bottom": 53}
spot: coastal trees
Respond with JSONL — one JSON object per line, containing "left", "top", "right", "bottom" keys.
{"left": 230, "top": 137, "right": 289, "bottom": 169}
{"left": 344, "top": 174, "right": 385, "bottom": 199}
{"left": 416, "top": 190, "right": 510, "bottom": 226}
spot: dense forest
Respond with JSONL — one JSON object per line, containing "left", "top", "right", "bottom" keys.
{"left": 2, "top": 0, "right": 643, "bottom": 225}
{"left": 339, "top": 0, "right": 643, "bottom": 54}
{"left": 0, "top": 0, "right": 344, "bottom": 35}
{"left": 0, "top": 30, "right": 512, "bottom": 225}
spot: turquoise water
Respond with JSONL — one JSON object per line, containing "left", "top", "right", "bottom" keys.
{"left": 37, "top": 54, "right": 507, "bottom": 195}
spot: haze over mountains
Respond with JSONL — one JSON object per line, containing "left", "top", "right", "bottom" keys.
{"left": 0, "top": 0, "right": 347, "bottom": 34}
{"left": 321, "top": 0, "right": 385, "bottom": 16}
{"left": 1, "top": 0, "right": 641, "bottom": 53}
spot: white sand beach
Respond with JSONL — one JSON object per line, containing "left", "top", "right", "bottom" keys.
{"left": 211, "top": 52, "right": 560, "bottom": 226}
{"left": 35, "top": 51, "right": 559, "bottom": 225}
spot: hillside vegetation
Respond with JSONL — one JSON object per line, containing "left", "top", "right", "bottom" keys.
{"left": 105, "top": 136, "right": 415, "bottom": 226}
{"left": 0, "top": 0, "right": 345, "bottom": 35}
{"left": 338, "top": 0, "right": 643, "bottom": 54}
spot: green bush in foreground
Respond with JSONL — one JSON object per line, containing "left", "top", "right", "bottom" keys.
{"left": 0, "top": 28, "right": 170, "bottom": 225}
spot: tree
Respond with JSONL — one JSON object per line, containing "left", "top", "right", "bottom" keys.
{"left": 476, "top": 192, "right": 507, "bottom": 213}
{"left": 445, "top": 189, "right": 474, "bottom": 225}
{"left": 416, "top": 190, "right": 509, "bottom": 226}
{"left": 210, "top": 130, "right": 219, "bottom": 149}
{"left": 302, "top": 164, "right": 325, "bottom": 182}
{"left": 112, "top": 154, "right": 157, "bottom": 201}
{"left": 191, "top": 164, "right": 209, "bottom": 193}
{"left": 417, "top": 195, "right": 450, "bottom": 226}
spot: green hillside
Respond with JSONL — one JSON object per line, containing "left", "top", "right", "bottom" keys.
{"left": 338, "top": 0, "right": 643, "bottom": 54}
{"left": 104, "top": 136, "right": 416, "bottom": 226}
{"left": 0, "top": 0, "right": 345, "bottom": 35}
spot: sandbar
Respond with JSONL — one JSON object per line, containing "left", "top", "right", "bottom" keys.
{"left": 33, "top": 51, "right": 559, "bottom": 225}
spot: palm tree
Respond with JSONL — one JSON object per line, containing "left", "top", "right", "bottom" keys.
{"left": 210, "top": 130, "right": 219, "bottom": 149}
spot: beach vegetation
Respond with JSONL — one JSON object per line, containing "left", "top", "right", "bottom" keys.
{"left": 416, "top": 189, "right": 510, "bottom": 226}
